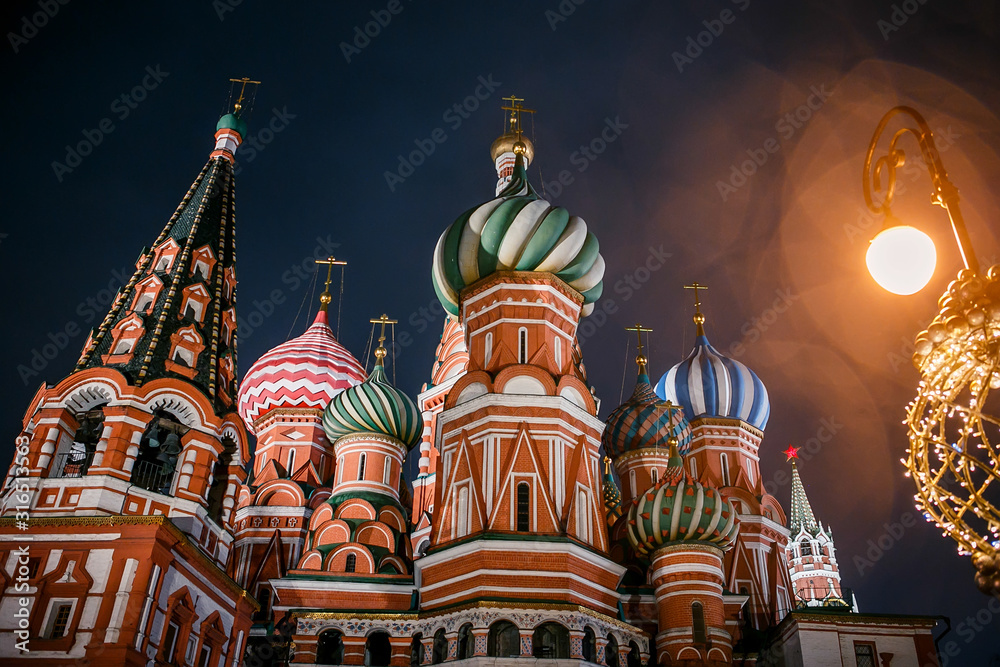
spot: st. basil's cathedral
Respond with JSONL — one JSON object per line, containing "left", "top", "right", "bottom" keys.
{"left": 0, "top": 92, "right": 941, "bottom": 666}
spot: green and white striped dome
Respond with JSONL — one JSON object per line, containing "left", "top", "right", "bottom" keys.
{"left": 322, "top": 358, "right": 422, "bottom": 448}
{"left": 432, "top": 158, "right": 605, "bottom": 317}
{"left": 626, "top": 470, "right": 739, "bottom": 556}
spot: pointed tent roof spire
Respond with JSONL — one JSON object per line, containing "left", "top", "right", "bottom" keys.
{"left": 786, "top": 446, "right": 819, "bottom": 535}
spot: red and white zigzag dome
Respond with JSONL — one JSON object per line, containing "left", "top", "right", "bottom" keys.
{"left": 237, "top": 309, "right": 366, "bottom": 433}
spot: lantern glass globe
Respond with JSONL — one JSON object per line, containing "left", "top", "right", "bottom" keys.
{"left": 866, "top": 225, "right": 937, "bottom": 295}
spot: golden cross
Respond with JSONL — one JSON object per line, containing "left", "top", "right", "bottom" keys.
{"left": 369, "top": 314, "right": 398, "bottom": 347}
{"left": 314, "top": 256, "right": 347, "bottom": 292}
{"left": 501, "top": 95, "right": 535, "bottom": 139}
{"left": 624, "top": 323, "right": 653, "bottom": 356}
{"left": 228, "top": 77, "right": 261, "bottom": 113}
{"left": 684, "top": 282, "right": 708, "bottom": 334}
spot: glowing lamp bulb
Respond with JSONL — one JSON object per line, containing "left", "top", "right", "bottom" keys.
{"left": 866, "top": 225, "right": 937, "bottom": 295}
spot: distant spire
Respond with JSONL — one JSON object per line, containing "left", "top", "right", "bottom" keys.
{"left": 624, "top": 323, "right": 653, "bottom": 379}
{"left": 684, "top": 282, "right": 708, "bottom": 336}
{"left": 788, "top": 448, "right": 819, "bottom": 534}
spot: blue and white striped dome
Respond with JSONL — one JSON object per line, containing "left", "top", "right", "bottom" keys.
{"left": 654, "top": 334, "right": 770, "bottom": 431}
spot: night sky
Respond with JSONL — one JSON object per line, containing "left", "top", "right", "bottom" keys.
{"left": 3, "top": 0, "right": 1000, "bottom": 662}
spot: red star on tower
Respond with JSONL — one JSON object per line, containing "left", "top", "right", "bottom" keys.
{"left": 783, "top": 445, "right": 800, "bottom": 461}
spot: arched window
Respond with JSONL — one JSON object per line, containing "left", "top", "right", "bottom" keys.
{"left": 533, "top": 622, "right": 569, "bottom": 659}
{"left": 518, "top": 327, "right": 528, "bottom": 364}
{"left": 345, "top": 554, "right": 357, "bottom": 573}
{"left": 487, "top": 621, "right": 520, "bottom": 658}
{"left": 358, "top": 453, "right": 367, "bottom": 480}
{"left": 690, "top": 457, "right": 698, "bottom": 479}
{"left": 410, "top": 635, "right": 423, "bottom": 667}
{"left": 383, "top": 458, "right": 392, "bottom": 485}
{"left": 627, "top": 642, "right": 641, "bottom": 667}
{"left": 650, "top": 468, "right": 658, "bottom": 484}
{"left": 365, "top": 631, "right": 392, "bottom": 667}
{"left": 337, "top": 456, "right": 344, "bottom": 485}
{"left": 692, "top": 601, "right": 707, "bottom": 644}
{"left": 582, "top": 628, "right": 596, "bottom": 663}
{"left": 484, "top": 332, "right": 493, "bottom": 366}
{"left": 720, "top": 452, "right": 731, "bottom": 486}
{"left": 800, "top": 541, "right": 813, "bottom": 557}
{"left": 628, "top": 470, "right": 636, "bottom": 496}
{"left": 432, "top": 629, "right": 448, "bottom": 664}
{"left": 286, "top": 449, "right": 296, "bottom": 474}
{"left": 457, "top": 487, "right": 470, "bottom": 538}
{"left": 605, "top": 634, "right": 619, "bottom": 667}
{"left": 317, "top": 630, "right": 345, "bottom": 665}
{"left": 554, "top": 336, "right": 562, "bottom": 370}
{"left": 458, "top": 623, "right": 474, "bottom": 660}
{"left": 516, "top": 482, "right": 530, "bottom": 532}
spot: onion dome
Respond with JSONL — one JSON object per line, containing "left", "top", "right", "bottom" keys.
{"left": 655, "top": 302, "right": 769, "bottom": 430}
{"left": 322, "top": 347, "right": 422, "bottom": 448}
{"left": 238, "top": 310, "right": 366, "bottom": 433}
{"left": 432, "top": 156, "right": 605, "bottom": 318}
{"left": 626, "top": 441, "right": 739, "bottom": 556}
{"left": 217, "top": 112, "right": 248, "bottom": 139}
{"left": 603, "top": 368, "right": 693, "bottom": 459}
{"left": 602, "top": 457, "right": 623, "bottom": 528}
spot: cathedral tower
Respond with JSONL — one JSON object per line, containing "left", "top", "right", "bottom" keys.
{"left": 0, "top": 92, "right": 258, "bottom": 665}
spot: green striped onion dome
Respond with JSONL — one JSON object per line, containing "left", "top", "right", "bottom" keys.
{"left": 432, "top": 157, "right": 605, "bottom": 318}
{"left": 322, "top": 359, "right": 422, "bottom": 448}
{"left": 626, "top": 472, "right": 738, "bottom": 556}
{"left": 603, "top": 466, "right": 623, "bottom": 528}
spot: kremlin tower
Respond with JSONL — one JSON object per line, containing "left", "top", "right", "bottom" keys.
{"left": 0, "top": 91, "right": 942, "bottom": 667}
{"left": 784, "top": 447, "right": 851, "bottom": 610}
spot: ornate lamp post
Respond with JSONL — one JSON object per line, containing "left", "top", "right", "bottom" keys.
{"left": 863, "top": 106, "right": 1000, "bottom": 594}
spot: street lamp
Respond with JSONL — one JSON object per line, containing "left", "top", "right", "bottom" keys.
{"left": 862, "top": 106, "right": 999, "bottom": 595}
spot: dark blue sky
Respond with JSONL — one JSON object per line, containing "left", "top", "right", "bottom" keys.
{"left": 3, "top": 0, "right": 1000, "bottom": 661}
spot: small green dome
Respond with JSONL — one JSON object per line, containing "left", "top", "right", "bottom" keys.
{"left": 626, "top": 471, "right": 738, "bottom": 555}
{"left": 322, "top": 360, "right": 422, "bottom": 448}
{"left": 216, "top": 113, "right": 248, "bottom": 138}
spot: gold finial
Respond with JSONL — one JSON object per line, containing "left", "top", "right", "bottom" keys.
{"left": 603, "top": 456, "right": 612, "bottom": 475}
{"left": 501, "top": 95, "right": 536, "bottom": 146}
{"left": 684, "top": 282, "right": 708, "bottom": 336}
{"left": 624, "top": 323, "right": 653, "bottom": 375}
{"left": 314, "top": 257, "right": 347, "bottom": 312}
{"left": 228, "top": 77, "right": 261, "bottom": 115}
{"left": 369, "top": 313, "right": 398, "bottom": 363}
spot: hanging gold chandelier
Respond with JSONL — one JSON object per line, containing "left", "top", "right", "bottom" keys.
{"left": 862, "top": 106, "right": 999, "bottom": 595}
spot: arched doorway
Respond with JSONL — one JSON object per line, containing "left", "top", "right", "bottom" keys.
{"left": 317, "top": 630, "right": 345, "bottom": 665}
{"left": 487, "top": 621, "right": 520, "bottom": 658}
{"left": 532, "top": 622, "right": 569, "bottom": 659}
{"left": 365, "top": 631, "right": 391, "bottom": 666}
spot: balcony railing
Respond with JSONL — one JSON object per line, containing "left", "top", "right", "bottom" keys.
{"left": 131, "top": 459, "right": 175, "bottom": 495}
{"left": 52, "top": 452, "right": 95, "bottom": 478}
